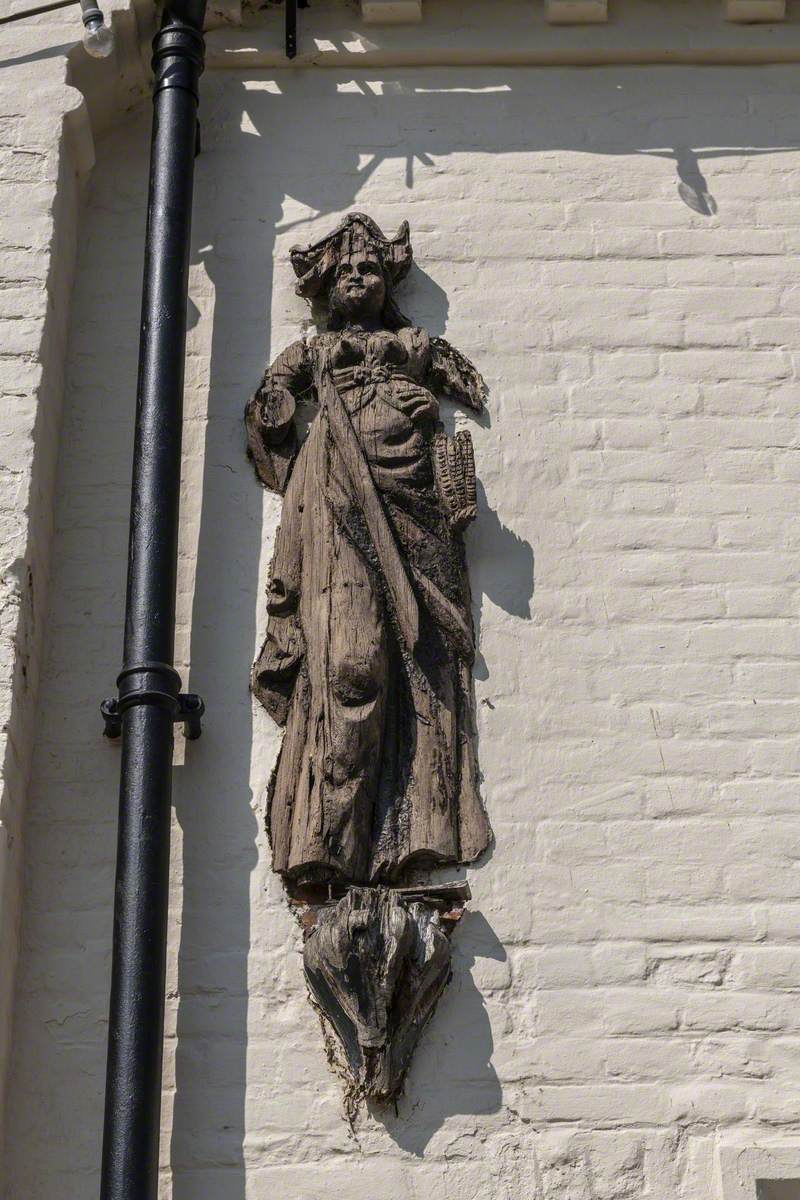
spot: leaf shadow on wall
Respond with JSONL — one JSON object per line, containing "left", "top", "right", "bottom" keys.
{"left": 638, "top": 145, "right": 718, "bottom": 216}
{"left": 672, "top": 145, "right": 718, "bottom": 216}
{"left": 640, "top": 143, "right": 796, "bottom": 217}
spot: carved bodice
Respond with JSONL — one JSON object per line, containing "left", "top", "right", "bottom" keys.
{"left": 328, "top": 326, "right": 428, "bottom": 378}
{"left": 247, "top": 320, "right": 484, "bottom": 498}
{"left": 304, "top": 328, "right": 437, "bottom": 497}
{"left": 322, "top": 327, "right": 438, "bottom": 426}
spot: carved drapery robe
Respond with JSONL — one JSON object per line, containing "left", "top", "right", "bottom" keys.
{"left": 248, "top": 325, "right": 490, "bottom": 888}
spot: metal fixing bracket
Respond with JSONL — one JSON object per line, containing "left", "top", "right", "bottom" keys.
{"left": 101, "top": 660, "right": 205, "bottom": 740}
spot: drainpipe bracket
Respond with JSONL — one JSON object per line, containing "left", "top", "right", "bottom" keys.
{"left": 101, "top": 663, "right": 204, "bottom": 739}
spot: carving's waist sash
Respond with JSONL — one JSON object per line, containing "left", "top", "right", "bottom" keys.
{"left": 330, "top": 365, "right": 436, "bottom": 422}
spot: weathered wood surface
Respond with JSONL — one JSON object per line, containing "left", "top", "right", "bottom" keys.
{"left": 246, "top": 214, "right": 492, "bottom": 1106}
{"left": 303, "top": 888, "right": 453, "bottom": 1105}
{"left": 247, "top": 214, "right": 491, "bottom": 893}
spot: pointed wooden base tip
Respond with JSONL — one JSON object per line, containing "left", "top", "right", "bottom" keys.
{"left": 303, "top": 886, "right": 465, "bottom": 1107}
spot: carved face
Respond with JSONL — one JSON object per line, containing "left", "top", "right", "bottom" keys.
{"left": 330, "top": 252, "right": 387, "bottom": 323}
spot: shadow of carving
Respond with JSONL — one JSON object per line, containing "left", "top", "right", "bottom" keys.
{"left": 405, "top": 262, "right": 451, "bottom": 337}
{"left": 168, "top": 103, "right": 265, "bottom": 1199}
{"left": 371, "top": 910, "right": 505, "bottom": 1154}
{"left": 469, "top": 478, "right": 535, "bottom": 682}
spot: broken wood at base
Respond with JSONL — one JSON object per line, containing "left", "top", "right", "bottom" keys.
{"left": 303, "top": 887, "right": 458, "bottom": 1105}
{"left": 295, "top": 879, "right": 470, "bottom": 934}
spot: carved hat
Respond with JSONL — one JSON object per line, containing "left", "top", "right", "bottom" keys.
{"left": 290, "top": 213, "right": 413, "bottom": 301}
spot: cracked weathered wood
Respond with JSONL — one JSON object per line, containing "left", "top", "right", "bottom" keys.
{"left": 246, "top": 214, "right": 491, "bottom": 1106}
{"left": 247, "top": 214, "right": 491, "bottom": 894}
{"left": 303, "top": 887, "right": 454, "bottom": 1105}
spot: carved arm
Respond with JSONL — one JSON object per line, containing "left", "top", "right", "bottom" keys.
{"left": 425, "top": 336, "right": 485, "bottom": 534}
{"left": 246, "top": 338, "right": 313, "bottom": 494}
{"left": 427, "top": 335, "right": 487, "bottom": 413}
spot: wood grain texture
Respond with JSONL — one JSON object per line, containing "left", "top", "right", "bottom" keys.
{"left": 303, "top": 887, "right": 453, "bottom": 1106}
{"left": 247, "top": 215, "right": 491, "bottom": 1104}
{"left": 247, "top": 217, "right": 491, "bottom": 892}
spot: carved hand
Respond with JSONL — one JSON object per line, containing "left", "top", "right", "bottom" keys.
{"left": 257, "top": 384, "right": 296, "bottom": 445}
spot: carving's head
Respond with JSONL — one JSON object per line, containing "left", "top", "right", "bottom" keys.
{"left": 330, "top": 249, "right": 386, "bottom": 326}
{"left": 290, "top": 213, "right": 412, "bottom": 330}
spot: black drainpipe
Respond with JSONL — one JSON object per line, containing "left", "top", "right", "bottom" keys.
{"left": 99, "top": 1, "right": 207, "bottom": 1197}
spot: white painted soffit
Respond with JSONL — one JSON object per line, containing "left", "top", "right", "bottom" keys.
{"left": 202, "top": 0, "right": 800, "bottom": 68}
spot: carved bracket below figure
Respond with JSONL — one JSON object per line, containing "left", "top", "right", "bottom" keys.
{"left": 301, "top": 883, "right": 468, "bottom": 1109}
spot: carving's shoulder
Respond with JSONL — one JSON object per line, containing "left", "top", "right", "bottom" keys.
{"left": 263, "top": 337, "right": 312, "bottom": 386}
{"left": 303, "top": 330, "right": 341, "bottom": 366}
{"left": 281, "top": 335, "right": 312, "bottom": 364}
{"left": 397, "top": 325, "right": 431, "bottom": 372}
{"left": 401, "top": 324, "right": 430, "bottom": 349}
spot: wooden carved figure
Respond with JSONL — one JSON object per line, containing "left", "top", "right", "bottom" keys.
{"left": 247, "top": 214, "right": 490, "bottom": 1105}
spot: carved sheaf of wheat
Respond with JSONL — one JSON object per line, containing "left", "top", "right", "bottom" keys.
{"left": 433, "top": 429, "right": 478, "bottom": 532}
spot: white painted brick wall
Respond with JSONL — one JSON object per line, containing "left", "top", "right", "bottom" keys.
{"left": 0, "top": 0, "right": 148, "bottom": 1180}
{"left": 7, "top": 7, "right": 800, "bottom": 1200}
{"left": 0, "top": 65, "right": 91, "bottom": 1185}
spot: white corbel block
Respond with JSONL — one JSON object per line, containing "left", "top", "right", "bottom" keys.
{"left": 361, "top": 0, "right": 422, "bottom": 23}
{"left": 545, "top": 0, "right": 608, "bottom": 23}
{"left": 724, "top": 0, "right": 785, "bottom": 20}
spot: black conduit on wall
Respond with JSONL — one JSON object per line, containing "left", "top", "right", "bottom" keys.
{"left": 99, "top": 2, "right": 207, "bottom": 1197}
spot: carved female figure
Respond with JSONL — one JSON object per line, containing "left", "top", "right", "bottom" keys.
{"left": 247, "top": 214, "right": 490, "bottom": 894}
